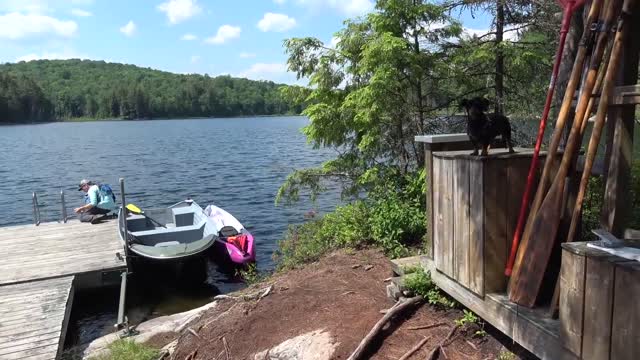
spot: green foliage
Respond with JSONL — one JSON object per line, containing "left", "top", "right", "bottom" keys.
{"left": 581, "top": 160, "right": 640, "bottom": 240}
{"left": 236, "top": 263, "right": 267, "bottom": 285}
{"left": 0, "top": 59, "right": 301, "bottom": 123}
{"left": 455, "top": 309, "right": 479, "bottom": 327}
{"left": 275, "top": 169, "right": 427, "bottom": 270}
{"left": 496, "top": 351, "right": 517, "bottom": 360}
{"left": 404, "top": 268, "right": 457, "bottom": 308}
{"left": 90, "top": 340, "right": 159, "bottom": 360}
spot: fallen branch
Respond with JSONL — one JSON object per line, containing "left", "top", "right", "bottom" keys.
{"left": 214, "top": 285, "right": 274, "bottom": 302}
{"left": 466, "top": 340, "right": 478, "bottom": 350}
{"left": 407, "top": 321, "right": 448, "bottom": 331}
{"left": 203, "top": 303, "right": 238, "bottom": 329}
{"left": 347, "top": 296, "right": 424, "bottom": 360}
{"left": 427, "top": 325, "right": 459, "bottom": 360}
{"left": 398, "top": 335, "right": 432, "bottom": 360}
{"left": 222, "top": 337, "right": 231, "bottom": 360}
{"left": 187, "top": 328, "right": 199, "bottom": 338}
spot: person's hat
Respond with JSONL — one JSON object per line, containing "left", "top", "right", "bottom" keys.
{"left": 78, "top": 179, "right": 92, "bottom": 191}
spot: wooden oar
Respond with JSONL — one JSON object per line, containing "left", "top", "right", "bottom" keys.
{"left": 515, "top": 0, "right": 605, "bottom": 269}
{"left": 508, "top": 0, "right": 623, "bottom": 307}
{"left": 548, "top": 17, "right": 618, "bottom": 318}
{"left": 567, "top": 0, "right": 634, "bottom": 253}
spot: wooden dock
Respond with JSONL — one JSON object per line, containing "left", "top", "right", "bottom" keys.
{"left": 0, "top": 219, "right": 126, "bottom": 359}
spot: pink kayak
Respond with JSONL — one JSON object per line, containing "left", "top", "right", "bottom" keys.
{"left": 204, "top": 204, "right": 255, "bottom": 265}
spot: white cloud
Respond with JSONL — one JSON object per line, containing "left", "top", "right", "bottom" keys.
{"left": 239, "top": 52, "right": 256, "bottom": 58}
{"left": 327, "top": 36, "right": 340, "bottom": 48}
{"left": 190, "top": 55, "right": 201, "bottom": 63}
{"left": 462, "top": 26, "right": 521, "bottom": 41}
{"left": 1, "top": 0, "right": 95, "bottom": 14}
{"left": 16, "top": 50, "right": 91, "bottom": 62}
{"left": 71, "top": 8, "right": 92, "bottom": 17}
{"left": 157, "top": 0, "right": 201, "bottom": 24}
{"left": 0, "top": 12, "right": 77, "bottom": 40}
{"left": 204, "top": 25, "right": 241, "bottom": 45}
{"left": 296, "top": 0, "right": 373, "bottom": 17}
{"left": 181, "top": 33, "right": 197, "bottom": 40}
{"left": 257, "top": 12, "right": 296, "bottom": 32}
{"left": 120, "top": 20, "right": 136, "bottom": 37}
{"left": 239, "top": 63, "right": 286, "bottom": 80}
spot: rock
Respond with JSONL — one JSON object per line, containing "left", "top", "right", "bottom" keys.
{"left": 351, "top": 264, "right": 362, "bottom": 269}
{"left": 253, "top": 329, "right": 337, "bottom": 360}
{"left": 364, "top": 265, "right": 374, "bottom": 271}
{"left": 79, "top": 301, "right": 219, "bottom": 359}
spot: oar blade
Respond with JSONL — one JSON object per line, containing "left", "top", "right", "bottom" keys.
{"left": 508, "top": 183, "right": 565, "bottom": 307}
{"left": 126, "top": 204, "right": 143, "bottom": 214}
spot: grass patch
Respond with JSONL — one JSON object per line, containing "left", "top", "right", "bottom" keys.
{"left": 89, "top": 339, "right": 159, "bottom": 360}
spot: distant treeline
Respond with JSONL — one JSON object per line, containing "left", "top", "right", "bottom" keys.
{"left": 0, "top": 59, "right": 302, "bottom": 123}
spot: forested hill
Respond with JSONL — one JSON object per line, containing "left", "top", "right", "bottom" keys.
{"left": 0, "top": 59, "right": 302, "bottom": 123}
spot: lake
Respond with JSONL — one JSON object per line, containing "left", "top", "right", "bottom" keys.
{"left": 0, "top": 116, "right": 341, "bottom": 346}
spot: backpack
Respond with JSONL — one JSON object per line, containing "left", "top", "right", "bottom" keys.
{"left": 99, "top": 184, "right": 117, "bottom": 202}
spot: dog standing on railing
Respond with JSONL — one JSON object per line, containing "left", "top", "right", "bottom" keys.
{"left": 460, "top": 97, "right": 515, "bottom": 156}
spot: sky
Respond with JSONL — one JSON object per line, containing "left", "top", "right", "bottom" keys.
{"left": 0, "top": 0, "right": 494, "bottom": 84}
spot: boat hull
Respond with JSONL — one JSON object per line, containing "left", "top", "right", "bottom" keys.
{"left": 204, "top": 204, "right": 256, "bottom": 266}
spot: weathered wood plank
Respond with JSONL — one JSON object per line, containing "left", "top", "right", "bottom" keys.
{"left": 422, "top": 258, "right": 578, "bottom": 360}
{"left": 484, "top": 159, "right": 508, "bottom": 293}
{"left": 433, "top": 156, "right": 444, "bottom": 272}
{"left": 442, "top": 158, "right": 455, "bottom": 278}
{"left": 611, "top": 261, "right": 640, "bottom": 360}
{"left": 453, "top": 159, "right": 470, "bottom": 287}
{"left": 469, "top": 160, "right": 484, "bottom": 296}
{"left": 0, "top": 277, "right": 73, "bottom": 360}
{"left": 582, "top": 255, "right": 618, "bottom": 360}
{"left": 559, "top": 248, "right": 585, "bottom": 357}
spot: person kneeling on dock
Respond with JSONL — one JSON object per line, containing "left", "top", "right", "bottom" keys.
{"left": 74, "top": 179, "right": 116, "bottom": 224}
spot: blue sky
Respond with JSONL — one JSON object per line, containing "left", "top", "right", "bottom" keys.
{"left": 0, "top": 0, "right": 494, "bottom": 84}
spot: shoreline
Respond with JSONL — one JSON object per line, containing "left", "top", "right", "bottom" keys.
{"left": 0, "top": 114, "right": 305, "bottom": 126}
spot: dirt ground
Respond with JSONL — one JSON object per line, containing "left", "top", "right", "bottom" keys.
{"left": 167, "top": 249, "right": 534, "bottom": 360}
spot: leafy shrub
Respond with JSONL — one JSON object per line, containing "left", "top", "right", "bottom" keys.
{"left": 404, "top": 268, "right": 457, "bottom": 308}
{"left": 275, "top": 170, "right": 427, "bottom": 270}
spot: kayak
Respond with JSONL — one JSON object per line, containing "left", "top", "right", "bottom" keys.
{"left": 204, "top": 204, "right": 256, "bottom": 265}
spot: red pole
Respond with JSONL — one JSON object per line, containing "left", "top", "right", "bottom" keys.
{"left": 505, "top": 0, "right": 581, "bottom": 276}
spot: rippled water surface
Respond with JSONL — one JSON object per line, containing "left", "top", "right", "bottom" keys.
{"left": 0, "top": 116, "right": 340, "bottom": 346}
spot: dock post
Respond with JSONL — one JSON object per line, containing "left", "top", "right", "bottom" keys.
{"left": 115, "top": 177, "right": 133, "bottom": 334}
{"left": 32, "top": 192, "right": 40, "bottom": 226}
{"left": 61, "top": 190, "right": 67, "bottom": 223}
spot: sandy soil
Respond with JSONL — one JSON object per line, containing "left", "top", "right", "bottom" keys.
{"left": 167, "top": 249, "right": 534, "bottom": 360}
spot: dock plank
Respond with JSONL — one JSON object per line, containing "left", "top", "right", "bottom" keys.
{"left": 0, "top": 277, "right": 73, "bottom": 360}
{"left": 0, "top": 220, "right": 125, "bottom": 286}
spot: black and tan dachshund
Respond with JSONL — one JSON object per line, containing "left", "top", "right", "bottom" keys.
{"left": 460, "top": 97, "right": 515, "bottom": 156}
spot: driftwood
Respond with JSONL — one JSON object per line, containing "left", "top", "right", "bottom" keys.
{"left": 214, "top": 285, "right": 273, "bottom": 302}
{"left": 427, "top": 325, "right": 459, "bottom": 360}
{"left": 407, "top": 321, "right": 448, "bottom": 330}
{"left": 347, "top": 296, "right": 424, "bottom": 360}
{"left": 398, "top": 335, "right": 432, "bottom": 360}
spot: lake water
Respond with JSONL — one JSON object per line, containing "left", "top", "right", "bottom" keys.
{"left": 0, "top": 116, "right": 341, "bottom": 347}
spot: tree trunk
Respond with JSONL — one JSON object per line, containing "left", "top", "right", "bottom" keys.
{"left": 495, "top": 0, "right": 505, "bottom": 115}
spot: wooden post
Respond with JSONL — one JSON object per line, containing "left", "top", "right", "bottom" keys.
{"left": 601, "top": 4, "right": 639, "bottom": 237}
{"left": 415, "top": 134, "right": 472, "bottom": 258}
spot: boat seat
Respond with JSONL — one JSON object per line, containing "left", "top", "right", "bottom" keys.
{"left": 129, "top": 220, "right": 207, "bottom": 245}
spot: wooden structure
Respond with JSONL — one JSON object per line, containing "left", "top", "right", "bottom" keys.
{"left": 560, "top": 242, "right": 640, "bottom": 360}
{"left": 0, "top": 220, "right": 126, "bottom": 359}
{"left": 431, "top": 148, "right": 540, "bottom": 297}
{"left": 416, "top": 128, "right": 636, "bottom": 359}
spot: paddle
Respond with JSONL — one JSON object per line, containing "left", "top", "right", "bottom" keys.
{"left": 125, "top": 204, "right": 167, "bottom": 228}
{"left": 508, "top": 0, "right": 623, "bottom": 307}
{"left": 504, "top": 0, "right": 588, "bottom": 277}
{"left": 509, "top": 0, "right": 604, "bottom": 277}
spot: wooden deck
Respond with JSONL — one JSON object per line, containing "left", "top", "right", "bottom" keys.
{"left": 0, "top": 219, "right": 126, "bottom": 285}
{"left": 0, "top": 277, "right": 74, "bottom": 360}
{"left": 0, "top": 219, "right": 126, "bottom": 359}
